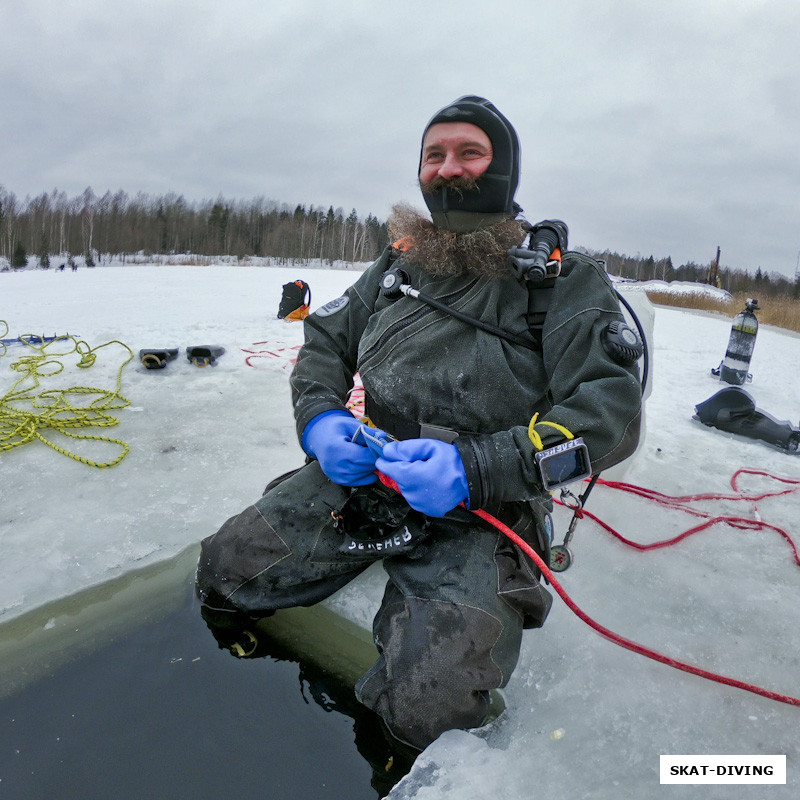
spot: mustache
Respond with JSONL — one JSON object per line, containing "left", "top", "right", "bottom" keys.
{"left": 419, "top": 174, "right": 479, "bottom": 197}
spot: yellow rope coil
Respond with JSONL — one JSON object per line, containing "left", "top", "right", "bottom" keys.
{"left": 0, "top": 333, "right": 134, "bottom": 468}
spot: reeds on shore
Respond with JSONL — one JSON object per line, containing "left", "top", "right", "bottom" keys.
{"left": 644, "top": 290, "right": 800, "bottom": 335}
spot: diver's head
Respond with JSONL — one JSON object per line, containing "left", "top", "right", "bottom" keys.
{"left": 418, "top": 95, "right": 520, "bottom": 232}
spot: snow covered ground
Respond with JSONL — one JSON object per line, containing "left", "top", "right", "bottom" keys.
{"left": 1, "top": 262, "right": 799, "bottom": 798}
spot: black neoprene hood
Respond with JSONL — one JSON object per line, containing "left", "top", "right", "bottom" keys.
{"left": 420, "top": 95, "right": 521, "bottom": 231}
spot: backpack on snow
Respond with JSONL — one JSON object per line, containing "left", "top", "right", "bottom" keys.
{"left": 278, "top": 280, "right": 311, "bottom": 322}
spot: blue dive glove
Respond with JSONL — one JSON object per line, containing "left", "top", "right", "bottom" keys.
{"left": 375, "top": 438, "right": 469, "bottom": 517}
{"left": 301, "top": 411, "right": 378, "bottom": 486}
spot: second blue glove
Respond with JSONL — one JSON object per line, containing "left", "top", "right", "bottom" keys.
{"left": 375, "top": 438, "right": 469, "bottom": 517}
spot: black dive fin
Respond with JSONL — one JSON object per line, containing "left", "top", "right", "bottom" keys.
{"left": 695, "top": 387, "right": 799, "bottom": 453}
{"left": 186, "top": 345, "right": 225, "bottom": 367}
{"left": 139, "top": 348, "right": 179, "bottom": 369}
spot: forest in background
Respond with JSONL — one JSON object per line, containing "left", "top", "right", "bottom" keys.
{"left": 1, "top": 186, "right": 799, "bottom": 300}
{"left": 0, "top": 187, "right": 389, "bottom": 271}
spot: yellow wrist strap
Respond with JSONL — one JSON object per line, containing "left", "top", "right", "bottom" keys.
{"left": 527, "top": 412, "right": 576, "bottom": 451}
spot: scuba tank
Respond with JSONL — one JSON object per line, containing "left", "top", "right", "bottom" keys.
{"left": 715, "top": 298, "right": 759, "bottom": 385}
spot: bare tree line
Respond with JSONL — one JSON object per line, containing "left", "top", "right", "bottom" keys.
{"left": 0, "top": 186, "right": 389, "bottom": 266}
{"left": 2, "top": 185, "right": 797, "bottom": 298}
{"left": 585, "top": 249, "right": 800, "bottom": 299}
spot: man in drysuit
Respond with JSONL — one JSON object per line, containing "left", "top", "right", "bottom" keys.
{"left": 196, "top": 95, "right": 642, "bottom": 751}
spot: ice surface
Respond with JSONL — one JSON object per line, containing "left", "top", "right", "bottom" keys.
{"left": 1, "top": 262, "right": 798, "bottom": 798}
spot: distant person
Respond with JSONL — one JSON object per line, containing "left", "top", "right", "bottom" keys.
{"left": 196, "top": 96, "right": 642, "bottom": 753}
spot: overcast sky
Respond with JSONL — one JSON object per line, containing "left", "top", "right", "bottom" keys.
{"left": 2, "top": 0, "right": 799, "bottom": 278}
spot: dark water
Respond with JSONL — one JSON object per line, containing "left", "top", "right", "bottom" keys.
{"left": 0, "top": 564, "right": 412, "bottom": 799}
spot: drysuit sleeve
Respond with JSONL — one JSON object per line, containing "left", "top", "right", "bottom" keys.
{"left": 455, "top": 253, "right": 642, "bottom": 507}
{"left": 290, "top": 249, "right": 391, "bottom": 442}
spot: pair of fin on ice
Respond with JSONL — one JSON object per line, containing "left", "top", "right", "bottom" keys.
{"left": 138, "top": 346, "right": 225, "bottom": 370}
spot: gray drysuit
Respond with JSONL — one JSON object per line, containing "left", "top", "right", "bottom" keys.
{"left": 196, "top": 246, "right": 642, "bottom": 749}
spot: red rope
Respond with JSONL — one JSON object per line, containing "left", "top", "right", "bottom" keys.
{"left": 472, "top": 507, "right": 800, "bottom": 708}
{"left": 587, "top": 469, "right": 800, "bottom": 567}
{"left": 601, "top": 467, "right": 800, "bottom": 504}
{"left": 377, "top": 471, "right": 800, "bottom": 708}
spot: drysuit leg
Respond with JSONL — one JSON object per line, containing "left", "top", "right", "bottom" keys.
{"left": 195, "top": 461, "right": 374, "bottom": 617}
{"left": 197, "top": 465, "right": 553, "bottom": 750}
{"left": 354, "top": 508, "right": 552, "bottom": 751}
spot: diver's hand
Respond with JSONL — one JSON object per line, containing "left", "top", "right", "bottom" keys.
{"left": 302, "top": 411, "right": 378, "bottom": 486}
{"left": 376, "top": 438, "right": 469, "bottom": 517}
